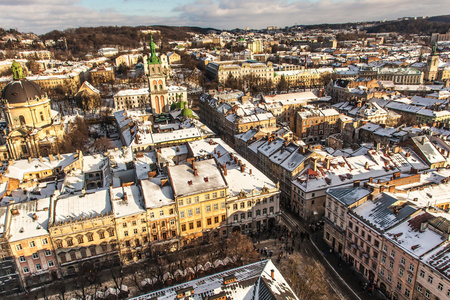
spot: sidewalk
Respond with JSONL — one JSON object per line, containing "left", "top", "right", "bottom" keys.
{"left": 311, "top": 230, "right": 387, "bottom": 300}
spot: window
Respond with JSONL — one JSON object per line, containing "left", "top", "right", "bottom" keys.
{"left": 389, "top": 261, "right": 394, "bottom": 270}
{"left": 234, "top": 215, "right": 238, "bottom": 222}
{"left": 438, "top": 283, "right": 443, "bottom": 291}
{"left": 108, "top": 228, "right": 114, "bottom": 237}
{"left": 16, "top": 244, "right": 22, "bottom": 251}
{"left": 55, "top": 241, "right": 62, "bottom": 248}
{"left": 45, "top": 250, "right": 51, "bottom": 256}
{"left": 241, "top": 213, "right": 245, "bottom": 220}
{"left": 409, "top": 264, "right": 415, "bottom": 272}
{"left": 205, "top": 194, "right": 210, "bottom": 200}
{"left": 133, "top": 229, "right": 138, "bottom": 234}
{"left": 149, "top": 212, "right": 154, "bottom": 218}
{"left": 207, "top": 218, "right": 212, "bottom": 225}
{"left": 194, "top": 196, "right": 199, "bottom": 203}
{"left": 248, "top": 201, "right": 252, "bottom": 207}
{"left": 390, "top": 250, "right": 395, "bottom": 258}
{"left": 19, "top": 256, "right": 26, "bottom": 262}
{"left": 374, "top": 240, "right": 380, "bottom": 248}
{"left": 180, "top": 211, "right": 185, "bottom": 218}
{"left": 233, "top": 204, "right": 238, "bottom": 210}
{"left": 132, "top": 220, "right": 137, "bottom": 226}
{"left": 240, "top": 202, "right": 245, "bottom": 209}
{"left": 399, "top": 268, "right": 404, "bottom": 278}
{"left": 248, "top": 211, "right": 252, "bottom": 218}
{"left": 181, "top": 224, "right": 186, "bottom": 231}
{"left": 383, "top": 245, "right": 388, "bottom": 252}
{"left": 214, "top": 204, "right": 218, "bottom": 211}
{"left": 407, "top": 274, "right": 412, "bottom": 284}
{"left": 404, "top": 288, "right": 410, "bottom": 298}
{"left": 187, "top": 209, "right": 192, "bottom": 217}
{"left": 417, "top": 284, "right": 423, "bottom": 292}
{"left": 87, "top": 234, "right": 93, "bottom": 242}
{"left": 48, "top": 260, "right": 54, "bottom": 267}
{"left": 270, "top": 206, "right": 274, "bottom": 214}
{"left": 387, "top": 274, "right": 392, "bottom": 283}
{"left": 420, "top": 270, "right": 425, "bottom": 278}
{"left": 220, "top": 191, "right": 225, "bottom": 197}
{"left": 348, "top": 221, "right": 353, "bottom": 229}
{"left": 215, "top": 216, "right": 219, "bottom": 223}
{"left": 195, "top": 208, "right": 200, "bottom": 215}
{"left": 124, "top": 231, "right": 129, "bottom": 237}
{"left": 99, "top": 232, "right": 105, "bottom": 239}
{"left": 206, "top": 205, "right": 211, "bottom": 212}
{"left": 197, "top": 221, "right": 201, "bottom": 228}
{"left": 380, "top": 269, "right": 385, "bottom": 277}
{"left": 263, "top": 198, "right": 267, "bottom": 204}
{"left": 67, "top": 239, "right": 73, "bottom": 246}
{"left": 160, "top": 210, "right": 164, "bottom": 216}
{"left": 23, "top": 266, "right": 29, "bottom": 273}
{"left": 222, "top": 215, "right": 226, "bottom": 222}
{"left": 425, "top": 290, "right": 430, "bottom": 298}
{"left": 42, "top": 238, "right": 48, "bottom": 245}
{"left": 122, "top": 222, "right": 127, "bottom": 228}
{"left": 77, "top": 236, "right": 84, "bottom": 244}
{"left": 189, "top": 222, "right": 194, "bottom": 230}
{"left": 213, "top": 192, "right": 217, "bottom": 198}
{"left": 397, "top": 281, "right": 402, "bottom": 291}
{"left": 400, "top": 257, "right": 405, "bottom": 265}
{"left": 36, "top": 263, "right": 42, "bottom": 271}
{"left": 256, "top": 210, "right": 261, "bottom": 216}
{"left": 32, "top": 253, "right": 38, "bottom": 259}
{"left": 221, "top": 202, "right": 225, "bottom": 209}
{"left": 179, "top": 199, "right": 183, "bottom": 206}
{"left": 428, "top": 276, "right": 433, "bottom": 284}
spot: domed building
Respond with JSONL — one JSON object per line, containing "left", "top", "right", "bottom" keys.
{"left": 0, "top": 61, "right": 65, "bottom": 159}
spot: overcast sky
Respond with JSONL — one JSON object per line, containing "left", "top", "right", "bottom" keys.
{"left": 2, "top": 0, "right": 449, "bottom": 35}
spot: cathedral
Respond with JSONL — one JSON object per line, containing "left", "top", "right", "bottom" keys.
{"left": 0, "top": 61, "right": 65, "bottom": 159}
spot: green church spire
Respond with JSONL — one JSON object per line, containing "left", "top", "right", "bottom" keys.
{"left": 148, "top": 34, "right": 161, "bottom": 65}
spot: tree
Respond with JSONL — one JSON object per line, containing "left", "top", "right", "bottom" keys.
{"left": 277, "top": 75, "right": 288, "bottom": 92}
{"left": 225, "top": 232, "right": 258, "bottom": 266}
{"left": 26, "top": 58, "right": 40, "bottom": 75}
{"left": 58, "top": 117, "right": 89, "bottom": 153}
{"left": 92, "top": 137, "right": 113, "bottom": 152}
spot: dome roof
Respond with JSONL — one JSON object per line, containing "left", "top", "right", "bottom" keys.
{"left": 181, "top": 107, "right": 193, "bottom": 117}
{"left": 1, "top": 79, "right": 45, "bottom": 104}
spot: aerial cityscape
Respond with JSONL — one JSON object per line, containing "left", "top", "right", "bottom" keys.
{"left": 0, "top": 2, "right": 450, "bottom": 300}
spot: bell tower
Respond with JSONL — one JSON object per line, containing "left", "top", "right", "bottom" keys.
{"left": 424, "top": 43, "right": 439, "bottom": 82}
{"left": 147, "top": 35, "right": 168, "bottom": 114}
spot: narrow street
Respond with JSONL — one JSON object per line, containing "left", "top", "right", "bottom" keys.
{"left": 277, "top": 208, "right": 386, "bottom": 300}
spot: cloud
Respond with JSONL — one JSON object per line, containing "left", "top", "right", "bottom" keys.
{"left": 1, "top": 0, "right": 449, "bottom": 34}
{"left": 173, "top": 0, "right": 450, "bottom": 29}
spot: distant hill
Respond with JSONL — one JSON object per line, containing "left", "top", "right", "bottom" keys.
{"left": 365, "top": 16, "right": 450, "bottom": 35}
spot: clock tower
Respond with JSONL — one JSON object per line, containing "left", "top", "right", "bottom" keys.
{"left": 147, "top": 36, "right": 168, "bottom": 113}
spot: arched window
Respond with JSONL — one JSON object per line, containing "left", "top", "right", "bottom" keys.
{"left": 155, "top": 96, "right": 160, "bottom": 113}
{"left": 19, "top": 115, "right": 25, "bottom": 125}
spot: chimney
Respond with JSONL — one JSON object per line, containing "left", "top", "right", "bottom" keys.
{"left": 393, "top": 172, "right": 401, "bottom": 179}
{"left": 224, "top": 167, "right": 227, "bottom": 176}
{"left": 376, "top": 142, "right": 380, "bottom": 152}
{"left": 271, "top": 269, "right": 274, "bottom": 280}
{"left": 32, "top": 213, "right": 37, "bottom": 221}
{"left": 39, "top": 156, "right": 43, "bottom": 162}
{"left": 124, "top": 193, "right": 128, "bottom": 202}
{"left": 365, "top": 162, "right": 370, "bottom": 170}
{"left": 57, "top": 153, "right": 61, "bottom": 160}
{"left": 194, "top": 169, "right": 198, "bottom": 176}
{"left": 217, "top": 151, "right": 221, "bottom": 157}
{"left": 311, "top": 158, "right": 317, "bottom": 171}
{"left": 325, "top": 158, "right": 330, "bottom": 170}
{"left": 230, "top": 153, "right": 234, "bottom": 160}
{"left": 238, "top": 160, "right": 242, "bottom": 166}
{"left": 422, "top": 136, "right": 426, "bottom": 145}
{"left": 353, "top": 180, "right": 360, "bottom": 187}
{"left": 192, "top": 160, "right": 195, "bottom": 170}
{"left": 241, "top": 164, "right": 246, "bottom": 173}
{"left": 369, "top": 177, "right": 373, "bottom": 183}
{"left": 405, "top": 152, "right": 411, "bottom": 157}
{"left": 28, "top": 157, "right": 32, "bottom": 163}
{"left": 214, "top": 148, "right": 216, "bottom": 154}
{"left": 49, "top": 154, "right": 54, "bottom": 162}
{"left": 204, "top": 177, "right": 209, "bottom": 182}
{"left": 389, "top": 185, "right": 395, "bottom": 192}
{"left": 250, "top": 169, "right": 252, "bottom": 175}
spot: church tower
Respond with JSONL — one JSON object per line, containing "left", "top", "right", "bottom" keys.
{"left": 424, "top": 43, "right": 439, "bottom": 82}
{"left": 147, "top": 36, "right": 168, "bottom": 114}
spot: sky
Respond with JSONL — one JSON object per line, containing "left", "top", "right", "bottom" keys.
{"left": 2, "top": 0, "right": 449, "bottom": 35}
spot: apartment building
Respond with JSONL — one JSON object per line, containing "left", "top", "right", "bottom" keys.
{"left": 294, "top": 107, "right": 340, "bottom": 143}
